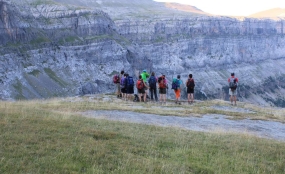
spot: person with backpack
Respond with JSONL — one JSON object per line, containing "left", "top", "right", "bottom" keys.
{"left": 228, "top": 73, "right": 239, "bottom": 106}
{"left": 137, "top": 75, "right": 149, "bottom": 102}
{"left": 113, "top": 70, "right": 124, "bottom": 98}
{"left": 120, "top": 73, "right": 127, "bottom": 100}
{"left": 158, "top": 74, "right": 168, "bottom": 104}
{"left": 186, "top": 74, "right": 195, "bottom": 104}
{"left": 125, "top": 74, "right": 134, "bottom": 101}
{"left": 141, "top": 70, "right": 150, "bottom": 99}
{"left": 148, "top": 72, "right": 158, "bottom": 102}
{"left": 172, "top": 75, "right": 182, "bottom": 104}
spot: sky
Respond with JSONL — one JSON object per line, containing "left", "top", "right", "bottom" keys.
{"left": 154, "top": 0, "right": 285, "bottom": 16}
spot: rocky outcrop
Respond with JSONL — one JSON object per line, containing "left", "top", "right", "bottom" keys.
{"left": 1, "top": 0, "right": 285, "bottom": 107}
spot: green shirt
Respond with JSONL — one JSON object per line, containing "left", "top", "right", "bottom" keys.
{"left": 141, "top": 72, "right": 150, "bottom": 82}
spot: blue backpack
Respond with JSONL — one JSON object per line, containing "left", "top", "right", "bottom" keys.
{"left": 171, "top": 79, "right": 179, "bottom": 90}
{"left": 127, "top": 76, "right": 134, "bottom": 87}
{"left": 148, "top": 76, "right": 156, "bottom": 88}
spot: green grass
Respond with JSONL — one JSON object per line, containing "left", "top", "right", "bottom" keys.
{"left": 0, "top": 97, "right": 285, "bottom": 173}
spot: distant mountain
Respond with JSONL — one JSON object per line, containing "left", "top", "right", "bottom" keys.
{"left": 249, "top": 8, "right": 285, "bottom": 18}
{"left": 164, "top": 2, "right": 209, "bottom": 15}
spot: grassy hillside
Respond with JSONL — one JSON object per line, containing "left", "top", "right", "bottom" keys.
{"left": 1, "top": 95, "right": 285, "bottom": 173}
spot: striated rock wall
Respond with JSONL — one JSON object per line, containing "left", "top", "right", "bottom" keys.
{"left": 114, "top": 17, "right": 285, "bottom": 106}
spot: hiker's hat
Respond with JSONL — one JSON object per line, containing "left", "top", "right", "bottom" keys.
{"left": 143, "top": 69, "right": 146, "bottom": 72}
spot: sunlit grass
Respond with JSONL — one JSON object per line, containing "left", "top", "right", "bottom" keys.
{"left": 1, "top": 95, "right": 285, "bottom": 173}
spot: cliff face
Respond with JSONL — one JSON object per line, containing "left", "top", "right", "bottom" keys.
{"left": 0, "top": 0, "right": 134, "bottom": 99}
{"left": 1, "top": 0, "right": 285, "bottom": 107}
{"left": 114, "top": 17, "right": 285, "bottom": 106}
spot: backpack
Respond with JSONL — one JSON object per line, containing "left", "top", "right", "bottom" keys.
{"left": 127, "top": 76, "right": 134, "bottom": 87}
{"left": 229, "top": 77, "right": 237, "bottom": 90}
{"left": 120, "top": 77, "right": 125, "bottom": 88}
{"left": 171, "top": 79, "right": 179, "bottom": 90}
{"left": 113, "top": 74, "right": 120, "bottom": 84}
{"left": 148, "top": 76, "right": 156, "bottom": 88}
{"left": 158, "top": 76, "right": 166, "bottom": 88}
{"left": 187, "top": 78, "right": 195, "bottom": 89}
{"left": 136, "top": 80, "right": 144, "bottom": 90}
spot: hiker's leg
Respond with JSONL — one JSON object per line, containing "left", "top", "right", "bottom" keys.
{"left": 229, "top": 89, "right": 233, "bottom": 104}
{"left": 178, "top": 89, "right": 181, "bottom": 104}
{"left": 191, "top": 93, "right": 194, "bottom": 102}
{"left": 153, "top": 88, "right": 156, "bottom": 101}
{"left": 150, "top": 88, "right": 154, "bottom": 100}
{"left": 143, "top": 93, "right": 147, "bottom": 102}
{"left": 234, "top": 90, "right": 237, "bottom": 104}
{"left": 118, "top": 84, "right": 121, "bottom": 97}
{"left": 187, "top": 93, "right": 190, "bottom": 102}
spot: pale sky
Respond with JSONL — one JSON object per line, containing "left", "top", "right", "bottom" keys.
{"left": 154, "top": 0, "right": 285, "bottom": 16}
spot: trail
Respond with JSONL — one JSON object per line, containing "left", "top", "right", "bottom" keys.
{"left": 81, "top": 107, "right": 285, "bottom": 141}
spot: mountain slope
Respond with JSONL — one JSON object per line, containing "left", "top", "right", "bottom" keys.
{"left": 249, "top": 8, "right": 285, "bottom": 19}
{"left": 164, "top": 2, "right": 209, "bottom": 15}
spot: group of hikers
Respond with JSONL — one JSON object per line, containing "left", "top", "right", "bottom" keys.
{"left": 113, "top": 70, "right": 238, "bottom": 105}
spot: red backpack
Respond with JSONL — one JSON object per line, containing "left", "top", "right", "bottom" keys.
{"left": 136, "top": 80, "right": 144, "bottom": 90}
{"left": 158, "top": 76, "right": 166, "bottom": 88}
{"left": 113, "top": 74, "right": 120, "bottom": 84}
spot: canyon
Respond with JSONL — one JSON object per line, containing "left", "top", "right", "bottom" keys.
{"left": 1, "top": 0, "right": 285, "bottom": 107}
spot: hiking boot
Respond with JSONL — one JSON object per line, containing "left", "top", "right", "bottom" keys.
{"left": 178, "top": 102, "right": 181, "bottom": 105}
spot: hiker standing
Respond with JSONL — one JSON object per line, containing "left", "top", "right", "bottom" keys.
{"left": 125, "top": 74, "right": 134, "bottom": 101}
{"left": 148, "top": 72, "right": 158, "bottom": 102}
{"left": 228, "top": 73, "right": 238, "bottom": 106}
{"left": 112, "top": 70, "right": 124, "bottom": 98}
{"left": 120, "top": 73, "right": 127, "bottom": 100}
{"left": 158, "top": 74, "right": 167, "bottom": 104}
{"left": 137, "top": 75, "right": 149, "bottom": 102}
{"left": 141, "top": 70, "right": 150, "bottom": 99}
{"left": 172, "top": 75, "right": 182, "bottom": 105}
{"left": 186, "top": 74, "right": 195, "bottom": 104}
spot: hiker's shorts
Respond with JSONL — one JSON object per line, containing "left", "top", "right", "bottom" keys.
{"left": 121, "top": 88, "right": 126, "bottom": 93}
{"left": 126, "top": 86, "right": 134, "bottom": 94}
{"left": 159, "top": 88, "right": 166, "bottom": 94}
{"left": 187, "top": 87, "right": 194, "bottom": 94}
{"left": 138, "top": 88, "right": 145, "bottom": 94}
{"left": 229, "top": 89, "right": 237, "bottom": 96}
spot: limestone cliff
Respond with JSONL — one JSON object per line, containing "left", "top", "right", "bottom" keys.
{"left": 1, "top": 0, "right": 285, "bottom": 107}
